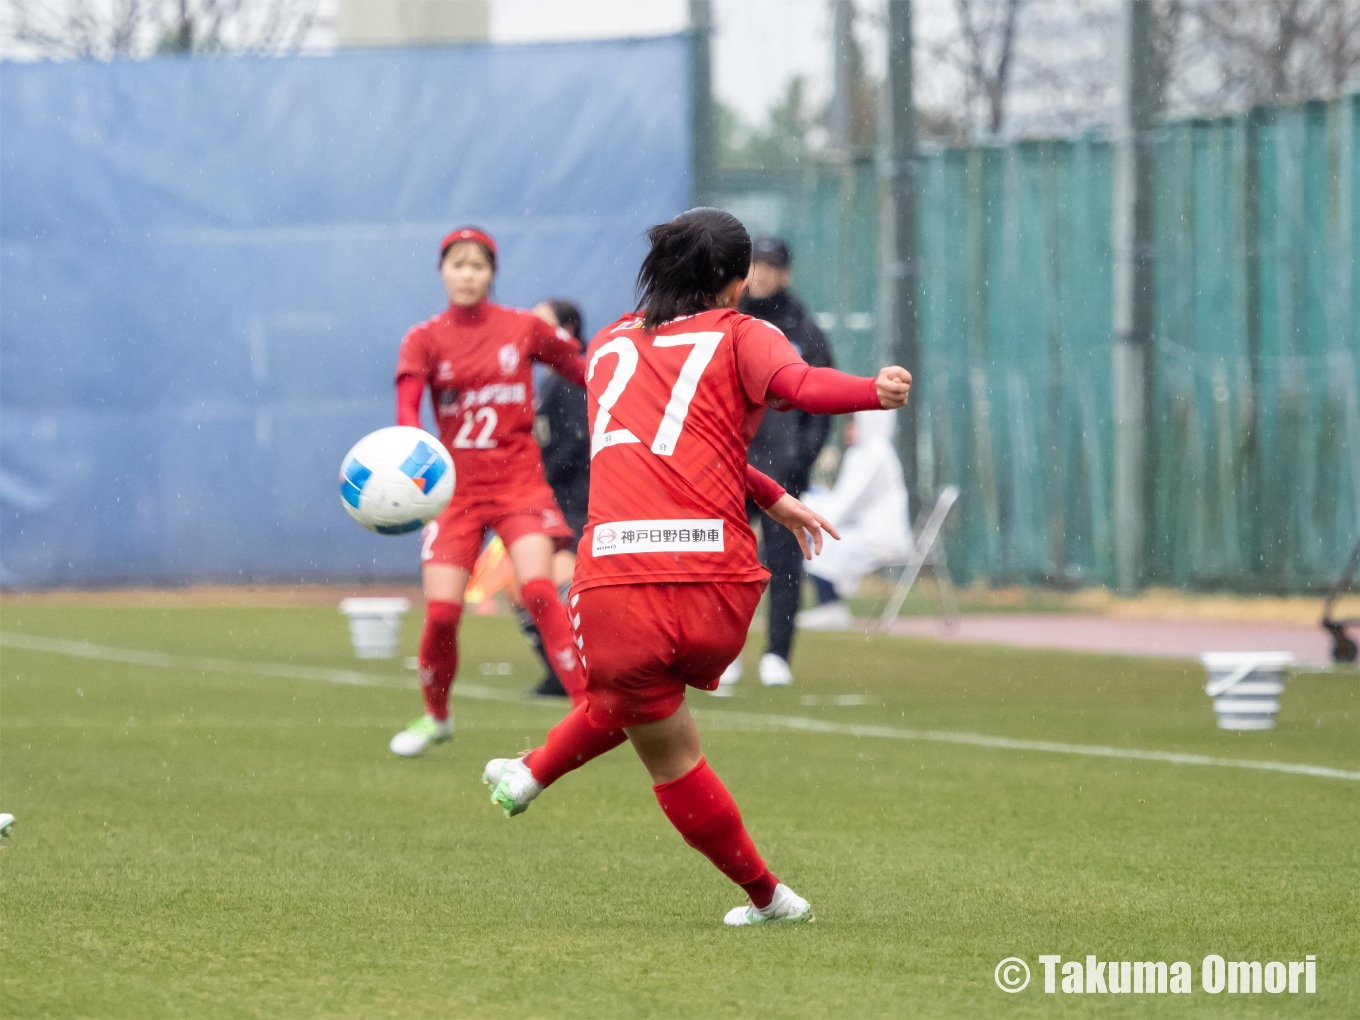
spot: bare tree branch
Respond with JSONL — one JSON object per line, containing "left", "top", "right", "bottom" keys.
{"left": 1176, "top": 0, "right": 1360, "bottom": 111}
{"left": 1, "top": 0, "right": 327, "bottom": 60}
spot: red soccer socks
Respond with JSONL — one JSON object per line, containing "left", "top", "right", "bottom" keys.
{"left": 418, "top": 599, "right": 462, "bottom": 721}
{"left": 653, "top": 758, "right": 779, "bottom": 908}
{"left": 523, "top": 701, "right": 627, "bottom": 787}
{"left": 520, "top": 578, "right": 585, "bottom": 702}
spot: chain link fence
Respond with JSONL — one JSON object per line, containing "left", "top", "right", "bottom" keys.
{"left": 718, "top": 94, "right": 1360, "bottom": 593}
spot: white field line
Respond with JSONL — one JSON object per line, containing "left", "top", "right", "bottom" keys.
{"left": 4, "top": 631, "right": 1358, "bottom": 783}
{"left": 691, "top": 710, "right": 1360, "bottom": 783}
{"left": 0, "top": 631, "right": 510, "bottom": 703}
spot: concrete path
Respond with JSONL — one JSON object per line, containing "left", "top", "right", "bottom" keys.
{"left": 884, "top": 613, "right": 1337, "bottom": 665}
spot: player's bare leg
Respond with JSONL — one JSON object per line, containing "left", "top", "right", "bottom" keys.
{"left": 391, "top": 563, "right": 468, "bottom": 757}
{"left": 507, "top": 533, "right": 585, "bottom": 701}
{"left": 552, "top": 549, "right": 576, "bottom": 589}
{"left": 627, "top": 703, "right": 813, "bottom": 926}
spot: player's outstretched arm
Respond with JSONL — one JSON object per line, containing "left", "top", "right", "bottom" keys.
{"left": 766, "top": 363, "right": 912, "bottom": 414}
{"left": 531, "top": 317, "right": 588, "bottom": 386}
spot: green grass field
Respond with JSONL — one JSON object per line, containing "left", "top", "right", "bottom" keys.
{"left": 2, "top": 602, "right": 1357, "bottom": 1018}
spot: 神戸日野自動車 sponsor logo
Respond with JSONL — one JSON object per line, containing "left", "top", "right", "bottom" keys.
{"left": 994, "top": 954, "right": 1318, "bottom": 995}
{"left": 591, "top": 519, "right": 724, "bottom": 557}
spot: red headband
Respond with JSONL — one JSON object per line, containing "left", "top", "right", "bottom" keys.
{"left": 440, "top": 227, "right": 497, "bottom": 260}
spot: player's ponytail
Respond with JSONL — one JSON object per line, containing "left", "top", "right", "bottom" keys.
{"left": 636, "top": 208, "right": 751, "bottom": 331}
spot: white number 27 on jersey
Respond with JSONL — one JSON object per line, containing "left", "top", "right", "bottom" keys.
{"left": 587, "top": 331, "right": 723, "bottom": 460}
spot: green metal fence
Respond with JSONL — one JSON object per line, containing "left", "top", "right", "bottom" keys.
{"left": 718, "top": 94, "right": 1360, "bottom": 592}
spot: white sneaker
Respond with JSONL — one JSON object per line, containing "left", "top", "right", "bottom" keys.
{"left": 389, "top": 714, "right": 454, "bottom": 757}
{"left": 723, "top": 883, "right": 814, "bottom": 926}
{"left": 485, "top": 757, "right": 543, "bottom": 818}
{"left": 795, "top": 601, "right": 853, "bottom": 631}
{"left": 758, "top": 653, "right": 793, "bottom": 686}
{"left": 718, "top": 657, "right": 744, "bottom": 686}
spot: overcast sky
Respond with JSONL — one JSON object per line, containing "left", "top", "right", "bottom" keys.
{"left": 489, "top": 0, "right": 878, "bottom": 126}
{"left": 0, "top": 0, "right": 1118, "bottom": 137}
{"left": 488, "top": 1, "right": 1125, "bottom": 138}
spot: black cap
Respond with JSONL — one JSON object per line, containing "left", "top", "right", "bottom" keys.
{"left": 751, "top": 236, "right": 790, "bottom": 269}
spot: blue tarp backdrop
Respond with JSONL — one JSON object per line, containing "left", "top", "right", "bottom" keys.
{"left": 0, "top": 37, "right": 692, "bottom": 587}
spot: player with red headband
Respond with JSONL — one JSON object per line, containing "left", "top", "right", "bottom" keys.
{"left": 389, "top": 226, "right": 589, "bottom": 757}
{"left": 482, "top": 208, "right": 912, "bottom": 925}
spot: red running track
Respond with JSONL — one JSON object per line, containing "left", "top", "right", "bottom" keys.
{"left": 885, "top": 613, "right": 1334, "bottom": 665}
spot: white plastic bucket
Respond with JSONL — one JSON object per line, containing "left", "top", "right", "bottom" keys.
{"left": 1200, "top": 651, "right": 1295, "bottom": 730}
{"left": 339, "top": 598, "right": 411, "bottom": 659}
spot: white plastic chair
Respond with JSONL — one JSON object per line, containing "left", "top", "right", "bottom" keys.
{"left": 875, "top": 485, "right": 961, "bottom": 633}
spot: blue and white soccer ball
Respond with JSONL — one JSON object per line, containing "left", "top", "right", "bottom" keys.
{"left": 339, "top": 426, "right": 455, "bottom": 534}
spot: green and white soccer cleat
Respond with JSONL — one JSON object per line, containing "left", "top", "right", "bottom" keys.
{"left": 484, "top": 757, "right": 542, "bottom": 818}
{"left": 389, "top": 714, "right": 454, "bottom": 757}
{"left": 481, "top": 757, "right": 519, "bottom": 789}
{"left": 723, "top": 883, "right": 814, "bottom": 926}
{"left": 0, "top": 813, "right": 13, "bottom": 838}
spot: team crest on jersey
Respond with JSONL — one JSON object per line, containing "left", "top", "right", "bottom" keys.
{"left": 498, "top": 344, "right": 520, "bottom": 374}
{"left": 437, "top": 360, "right": 455, "bottom": 381}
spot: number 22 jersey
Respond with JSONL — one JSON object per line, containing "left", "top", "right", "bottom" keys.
{"left": 572, "top": 306, "right": 805, "bottom": 594}
{"left": 394, "top": 299, "right": 583, "bottom": 500}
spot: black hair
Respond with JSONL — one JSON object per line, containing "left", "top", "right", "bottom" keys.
{"left": 636, "top": 207, "right": 751, "bottom": 331}
{"left": 440, "top": 229, "right": 496, "bottom": 272}
{"left": 544, "top": 299, "right": 583, "bottom": 340}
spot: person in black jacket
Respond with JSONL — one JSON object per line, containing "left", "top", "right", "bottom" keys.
{"left": 720, "top": 237, "right": 835, "bottom": 689}
{"left": 518, "top": 298, "right": 589, "bottom": 698}
{"left": 533, "top": 300, "right": 590, "bottom": 547}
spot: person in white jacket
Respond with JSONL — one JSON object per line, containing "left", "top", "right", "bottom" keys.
{"left": 796, "top": 410, "right": 912, "bottom": 630}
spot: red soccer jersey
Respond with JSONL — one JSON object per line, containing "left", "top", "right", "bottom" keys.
{"left": 572, "top": 307, "right": 806, "bottom": 593}
{"left": 395, "top": 300, "right": 583, "bottom": 497}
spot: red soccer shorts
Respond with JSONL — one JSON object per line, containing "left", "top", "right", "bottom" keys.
{"left": 573, "top": 580, "right": 765, "bottom": 730}
{"left": 421, "top": 487, "right": 574, "bottom": 572}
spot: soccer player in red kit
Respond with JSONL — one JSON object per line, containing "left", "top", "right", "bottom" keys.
{"left": 389, "top": 227, "right": 589, "bottom": 757}
{"left": 482, "top": 208, "right": 912, "bottom": 925}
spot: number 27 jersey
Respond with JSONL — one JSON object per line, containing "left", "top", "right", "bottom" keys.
{"left": 572, "top": 307, "right": 804, "bottom": 594}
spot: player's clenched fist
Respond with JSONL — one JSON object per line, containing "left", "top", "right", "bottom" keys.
{"left": 876, "top": 366, "right": 912, "bottom": 409}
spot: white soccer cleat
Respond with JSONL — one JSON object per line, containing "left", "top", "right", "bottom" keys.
{"left": 485, "top": 756, "right": 543, "bottom": 818}
{"left": 389, "top": 714, "right": 454, "bottom": 757}
{"left": 718, "top": 657, "right": 744, "bottom": 687}
{"left": 481, "top": 756, "right": 522, "bottom": 790}
{"left": 758, "top": 653, "right": 793, "bottom": 686}
{"left": 723, "top": 883, "right": 814, "bottom": 926}
{"left": 0, "top": 813, "right": 13, "bottom": 838}
{"left": 795, "top": 601, "right": 853, "bottom": 631}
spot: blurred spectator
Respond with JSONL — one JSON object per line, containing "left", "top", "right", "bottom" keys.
{"left": 721, "top": 236, "right": 834, "bottom": 688}
{"left": 518, "top": 298, "right": 589, "bottom": 698}
{"left": 796, "top": 410, "right": 912, "bottom": 630}
{"left": 533, "top": 299, "right": 590, "bottom": 547}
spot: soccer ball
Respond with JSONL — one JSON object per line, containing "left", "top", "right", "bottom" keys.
{"left": 339, "top": 426, "right": 454, "bottom": 534}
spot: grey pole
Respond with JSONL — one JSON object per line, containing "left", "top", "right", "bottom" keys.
{"left": 1112, "top": 0, "right": 1156, "bottom": 593}
{"left": 885, "top": 0, "right": 919, "bottom": 496}
{"left": 689, "top": 0, "right": 716, "bottom": 207}
{"left": 830, "top": 0, "right": 855, "bottom": 362}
